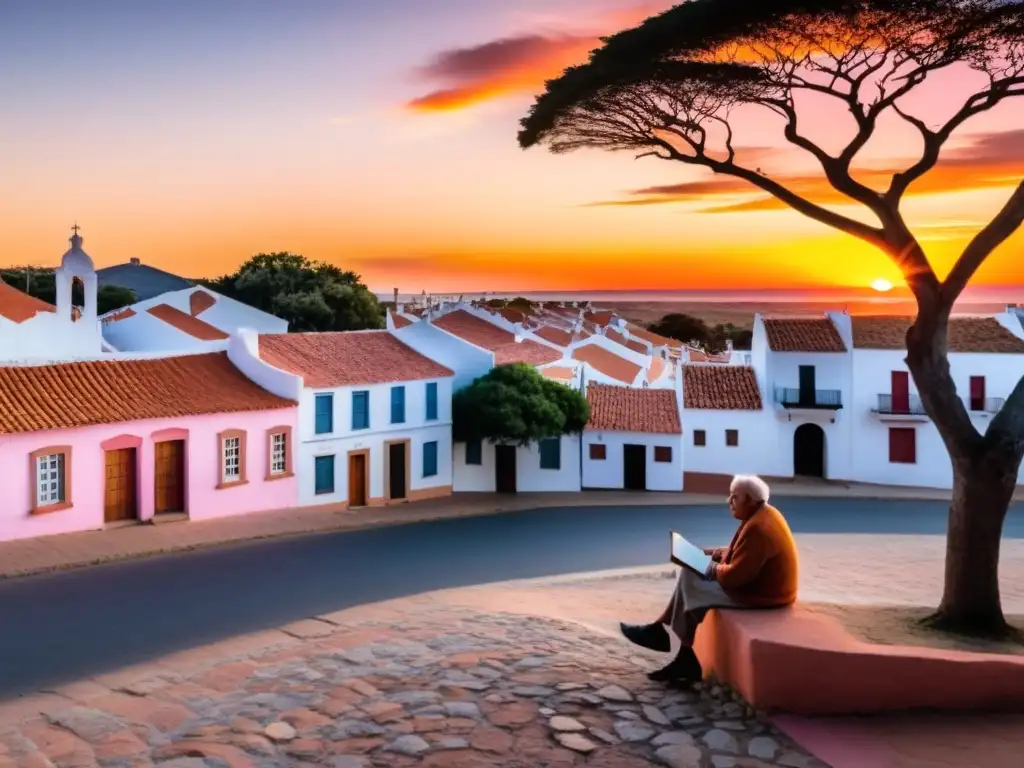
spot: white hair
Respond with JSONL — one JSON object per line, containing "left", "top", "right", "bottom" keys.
{"left": 730, "top": 475, "right": 770, "bottom": 504}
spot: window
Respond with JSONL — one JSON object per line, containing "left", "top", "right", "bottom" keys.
{"left": 725, "top": 429, "right": 739, "bottom": 447}
{"left": 426, "top": 382, "right": 438, "bottom": 421}
{"left": 654, "top": 446, "right": 672, "bottom": 463}
{"left": 268, "top": 430, "right": 289, "bottom": 478}
{"left": 221, "top": 434, "right": 243, "bottom": 484}
{"left": 969, "top": 376, "right": 986, "bottom": 411}
{"left": 539, "top": 438, "right": 561, "bottom": 470}
{"left": 423, "top": 441, "right": 438, "bottom": 477}
{"left": 391, "top": 386, "right": 406, "bottom": 424}
{"left": 35, "top": 452, "right": 67, "bottom": 507}
{"left": 314, "top": 455, "right": 335, "bottom": 494}
{"left": 693, "top": 430, "right": 706, "bottom": 447}
{"left": 314, "top": 393, "right": 333, "bottom": 434}
{"left": 589, "top": 443, "right": 607, "bottom": 460}
{"left": 352, "top": 390, "right": 369, "bottom": 430}
{"left": 889, "top": 427, "right": 917, "bottom": 464}
{"left": 465, "top": 439, "right": 483, "bottom": 465}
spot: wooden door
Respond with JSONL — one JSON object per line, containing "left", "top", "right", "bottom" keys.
{"left": 348, "top": 453, "right": 367, "bottom": 507}
{"left": 104, "top": 448, "right": 138, "bottom": 522}
{"left": 891, "top": 371, "right": 910, "bottom": 413}
{"left": 154, "top": 440, "right": 185, "bottom": 514}
{"left": 623, "top": 444, "right": 647, "bottom": 490}
{"left": 388, "top": 443, "right": 407, "bottom": 500}
{"left": 495, "top": 445, "right": 517, "bottom": 494}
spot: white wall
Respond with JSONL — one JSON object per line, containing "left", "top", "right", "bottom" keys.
{"left": 392, "top": 321, "right": 494, "bottom": 392}
{"left": 682, "top": 409, "right": 787, "bottom": 479}
{"left": 102, "top": 310, "right": 210, "bottom": 353}
{"left": 228, "top": 332, "right": 304, "bottom": 401}
{"left": 453, "top": 434, "right": 582, "bottom": 493}
{"left": 581, "top": 431, "right": 683, "bottom": 491}
{"left": 0, "top": 312, "right": 105, "bottom": 362}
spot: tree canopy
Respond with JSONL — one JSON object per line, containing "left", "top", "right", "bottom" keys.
{"left": 203, "top": 252, "right": 384, "bottom": 332}
{"left": 1, "top": 268, "right": 137, "bottom": 315}
{"left": 452, "top": 363, "right": 590, "bottom": 446}
{"left": 648, "top": 313, "right": 752, "bottom": 352}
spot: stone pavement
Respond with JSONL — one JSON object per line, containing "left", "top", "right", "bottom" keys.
{"left": 0, "top": 481, "right": 972, "bottom": 580}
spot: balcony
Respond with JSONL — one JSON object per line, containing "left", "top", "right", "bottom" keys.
{"left": 969, "top": 397, "right": 1005, "bottom": 416}
{"left": 872, "top": 394, "right": 930, "bottom": 422}
{"left": 775, "top": 388, "right": 843, "bottom": 410}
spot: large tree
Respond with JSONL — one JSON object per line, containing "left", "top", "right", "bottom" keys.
{"left": 204, "top": 252, "right": 383, "bottom": 332}
{"left": 519, "top": 0, "right": 1024, "bottom": 635}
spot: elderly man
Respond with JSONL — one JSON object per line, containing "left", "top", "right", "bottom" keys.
{"left": 620, "top": 475, "right": 799, "bottom": 683}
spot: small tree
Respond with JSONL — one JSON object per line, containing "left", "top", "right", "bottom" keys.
{"left": 453, "top": 364, "right": 590, "bottom": 446}
{"left": 519, "top": 0, "right": 1024, "bottom": 636}
{"left": 650, "top": 313, "right": 714, "bottom": 348}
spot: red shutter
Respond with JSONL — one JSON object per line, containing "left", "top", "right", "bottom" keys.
{"left": 888, "top": 427, "right": 916, "bottom": 464}
{"left": 891, "top": 371, "right": 910, "bottom": 413}
{"left": 969, "top": 376, "right": 985, "bottom": 412}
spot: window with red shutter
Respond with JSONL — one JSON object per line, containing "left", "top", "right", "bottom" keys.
{"left": 888, "top": 427, "right": 916, "bottom": 464}
{"left": 969, "top": 376, "right": 985, "bottom": 412}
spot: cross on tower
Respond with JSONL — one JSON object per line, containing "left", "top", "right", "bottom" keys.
{"left": 71, "top": 222, "right": 80, "bottom": 235}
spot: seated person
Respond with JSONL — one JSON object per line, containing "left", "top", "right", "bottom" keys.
{"left": 620, "top": 474, "right": 798, "bottom": 683}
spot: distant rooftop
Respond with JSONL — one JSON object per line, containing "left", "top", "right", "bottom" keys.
{"left": 96, "top": 257, "right": 194, "bottom": 301}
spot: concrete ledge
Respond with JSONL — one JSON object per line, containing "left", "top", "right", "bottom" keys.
{"left": 693, "top": 605, "right": 1024, "bottom": 715}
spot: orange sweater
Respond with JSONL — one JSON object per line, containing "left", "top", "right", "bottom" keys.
{"left": 711, "top": 504, "right": 798, "bottom": 607}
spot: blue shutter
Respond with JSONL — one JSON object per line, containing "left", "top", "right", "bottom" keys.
{"left": 314, "top": 394, "right": 333, "bottom": 434}
{"left": 314, "top": 455, "right": 335, "bottom": 494}
{"left": 539, "top": 438, "right": 561, "bottom": 470}
{"left": 465, "top": 439, "right": 482, "bottom": 465}
{"left": 391, "top": 386, "right": 406, "bottom": 424}
{"left": 426, "top": 382, "right": 438, "bottom": 421}
{"left": 423, "top": 441, "right": 438, "bottom": 477}
{"left": 352, "top": 391, "right": 369, "bottom": 430}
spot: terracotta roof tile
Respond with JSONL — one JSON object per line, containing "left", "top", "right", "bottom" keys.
{"left": 584, "top": 310, "right": 614, "bottom": 326}
{"left": 541, "top": 365, "right": 576, "bottom": 381}
{"left": 851, "top": 316, "right": 1024, "bottom": 353}
{"left": 259, "top": 330, "right": 452, "bottom": 388}
{"left": 0, "top": 352, "right": 293, "bottom": 434}
{"left": 389, "top": 310, "right": 413, "bottom": 329}
{"left": 763, "top": 317, "right": 846, "bottom": 352}
{"left": 102, "top": 307, "right": 136, "bottom": 325}
{"left": 189, "top": 289, "right": 217, "bottom": 316}
{"left": 605, "top": 328, "right": 629, "bottom": 346}
{"left": 647, "top": 356, "right": 668, "bottom": 382}
{"left": 627, "top": 323, "right": 681, "bottom": 349}
{"left": 586, "top": 383, "right": 682, "bottom": 434}
{"left": 683, "top": 365, "right": 762, "bottom": 410}
{"left": 433, "top": 310, "right": 562, "bottom": 366}
{"left": 627, "top": 339, "right": 648, "bottom": 355}
{"left": 0, "top": 280, "right": 55, "bottom": 323}
{"left": 147, "top": 304, "right": 229, "bottom": 341}
{"left": 572, "top": 344, "right": 642, "bottom": 384}
{"left": 534, "top": 325, "right": 573, "bottom": 347}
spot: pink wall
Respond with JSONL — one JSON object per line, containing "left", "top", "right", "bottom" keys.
{"left": 0, "top": 407, "right": 298, "bottom": 542}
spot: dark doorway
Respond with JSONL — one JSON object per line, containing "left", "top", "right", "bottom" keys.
{"left": 623, "top": 444, "right": 647, "bottom": 490}
{"left": 495, "top": 445, "right": 517, "bottom": 494}
{"left": 388, "top": 442, "right": 407, "bottom": 500}
{"left": 793, "top": 423, "right": 826, "bottom": 478}
{"left": 798, "top": 365, "right": 816, "bottom": 406}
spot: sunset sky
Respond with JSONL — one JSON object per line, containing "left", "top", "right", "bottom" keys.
{"left": 2, "top": 0, "right": 1023, "bottom": 294}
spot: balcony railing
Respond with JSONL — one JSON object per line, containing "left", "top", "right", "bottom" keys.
{"left": 875, "top": 394, "right": 928, "bottom": 416}
{"left": 969, "top": 397, "right": 1005, "bottom": 414}
{"left": 775, "top": 388, "right": 843, "bottom": 409}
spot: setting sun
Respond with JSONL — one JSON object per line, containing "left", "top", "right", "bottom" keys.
{"left": 870, "top": 278, "right": 894, "bottom": 293}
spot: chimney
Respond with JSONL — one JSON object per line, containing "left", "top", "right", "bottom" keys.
{"left": 393, "top": 288, "right": 399, "bottom": 305}
{"left": 130, "top": 257, "right": 141, "bottom": 266}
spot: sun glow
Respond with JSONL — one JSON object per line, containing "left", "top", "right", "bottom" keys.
{"left": 870, "top": 278, "right": 894, "bottom": 293}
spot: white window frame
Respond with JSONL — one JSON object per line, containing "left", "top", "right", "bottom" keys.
{"left": 36, "top": 453, "right": 66, "bottom": 506}
{"left": 223, "top": 436, "right": 241, "bottom": 483}
{"left": 270, "top": 432, "right": 287, "bottom": 475}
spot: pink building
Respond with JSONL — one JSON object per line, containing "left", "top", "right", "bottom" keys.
{"left": 0, "top": 351, "right": 299, "bottom": 542}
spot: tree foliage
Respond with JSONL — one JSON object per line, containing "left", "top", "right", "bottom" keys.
{"left": 1, "top": 268, "right": 137, "bottom": 314}
{"left": 205, "top": 252, "right": 384, "bottom": 332}
{"left": 520, "top": 0, "right": 1024, "bottom": 634}
{"left": 649, "top": 313, "right": 752, "bottom": 352}
{"left": 452, "top": 364, "right": 590, "bottom": 446}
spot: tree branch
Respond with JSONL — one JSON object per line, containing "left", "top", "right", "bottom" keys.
{"left": 989, "top": 374, "right": 1024, "bottom": 445}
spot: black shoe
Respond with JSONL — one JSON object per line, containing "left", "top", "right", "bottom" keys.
{"left": 647, "top": 647, "right": 702, "bottom": 683}
{"left": 619, "top": 622, "right": 671, "bottom": 653}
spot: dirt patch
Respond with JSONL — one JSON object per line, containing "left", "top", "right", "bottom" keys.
{"left": 805, "top": 603, "right": 1024, "bottom": 656}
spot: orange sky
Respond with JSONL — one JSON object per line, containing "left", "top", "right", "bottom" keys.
{"left": 2, "top": 0, "right": 1022, "bottom": 294}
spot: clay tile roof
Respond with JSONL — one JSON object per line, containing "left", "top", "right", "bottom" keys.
{"left": 259, "top": 330, "right": 453, "bottom": 388}
{"left": 647, "top": 356, "right": 668, "bottom": 382}
{"left": 763, "top": 317, "right": 846, "bottom": 352}
{"left": 389, "top": 310, "right": 413, "bottom": 329}
{"left": 433, "top": 310, "right": 562, "bottom": 366}
{"left": 147, "top": 304, "right": 229, "bottom": 341}
{"left": 683, "top": 365, "right": 763, "bottom": 410}
{"left": 189, "top": 289, "right": 217, "bottom": 316}
{"left": 586, "top": 383, "right": 682, "bottom": 434}
{"left": 102, "top": 307, "right": 136, "bottom": 325}
{"left": 0, "top": 352, "right": 294, "bottom": 434}
{"left": 534, "top": 325, "right": 573, "bottom": 347}
{"left": 0, "top": 280, "right": 56, "bottom": 323}
{"left": 541, "top": 365, "right": 576, "bottom": 381}
{"left": 572, "top": 344, "right": 642, "bottom": 384}
{"left": 627, "top": 339, "right": 648, "bottom": 355}
{"left": 627, "top": 323, "right": 681, "bottom": 349}
{"left": 584, "top": 310, "right": 614, "bottom": 326}
{"left": 499, "top": 307, "right": 528, "bottom": 324}
{"left": 851, "top": 316, "right": 1024, "bottom": 353}
{"left": 605, "top": 328, "right": 628, "bottom": 346}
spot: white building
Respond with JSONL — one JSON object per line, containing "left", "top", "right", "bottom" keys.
{"left": 582, "top": 383, "right": 683, "bottom": 491}
{"left": 101, "top": 286, "right": 287, "bottom": 353}
{"left": 251, "top": 330, "right": 455, "bottom": 508}
{"left": 0, "top": 227, "right": 104, "bottom": 363}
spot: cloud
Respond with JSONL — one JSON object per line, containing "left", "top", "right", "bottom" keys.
{"left": 405, "top": 2, "right": 673, "bottom": 113}
{"left": 586, "top": 130, "right": 1024, "bottom": 211}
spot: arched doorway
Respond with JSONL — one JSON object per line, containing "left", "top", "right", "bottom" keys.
{"left": 794, "top": 423, "right": 825, "bottom": 478}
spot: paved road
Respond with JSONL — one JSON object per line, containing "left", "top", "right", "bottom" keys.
{"left": 1, "top": 496, "right": 1021, "bottom": 699}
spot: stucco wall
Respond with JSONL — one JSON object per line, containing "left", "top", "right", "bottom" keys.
{"left": 0, "top": 408, "right": 299, "bottom": 542}
{"left": 0, "top": 312, "right": 105, "bottom": 362}
{"left": 391, "top": 322, "right": 494, "bottom": 392}
{"left": 581, "top": 431, "right": 683, "bottom": 491}
{"left": 681, "top": 409, "right": 786, "bottom": 479}
{"left": 453, "top": 435, "right": 582, "bottom": 493}
{"left": 102, "top": 311, "right": 210, "bottom": 353}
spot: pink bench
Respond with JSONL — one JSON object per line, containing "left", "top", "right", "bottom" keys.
{"left": 692, "top": 605, "right": 1024, "bottom": 714}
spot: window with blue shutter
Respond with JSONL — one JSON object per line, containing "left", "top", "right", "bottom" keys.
{"left": 423, "top": 441, "right": 438, "bottom": 477}
{"left": 391, "top": 386, "right": 406, "bottom": 424}
{"left": 425, "top": 382, "right": 438, "bottom": 421}
{"left": 314, "top": 455, "right": 335, "bottom": 494}
{"left": 352, "top": 390, "right": 369, "bottom": 430}
{"left": 314, "top": 393, "right": 333, "bottom": 434}
{"left": 465, "top": 439, "right": 482, "bottom": 466}
{"left": 539, "top": 438, "right": 561, "bottom": 470}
